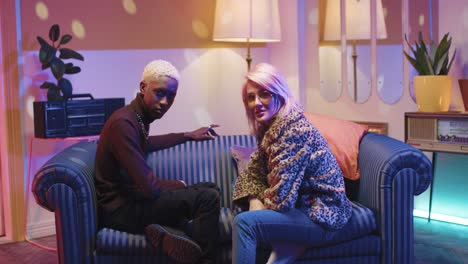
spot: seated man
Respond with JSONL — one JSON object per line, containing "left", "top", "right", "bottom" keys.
{"left": 94, "top": 59, "right": 220, "bottom": 264}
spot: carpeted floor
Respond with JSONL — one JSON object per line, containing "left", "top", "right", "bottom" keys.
{"left": 414, "top": 218, "right": 468, "bottom": 264}
{"left": 0, "top": 217, "right": 467, "bottom": 263}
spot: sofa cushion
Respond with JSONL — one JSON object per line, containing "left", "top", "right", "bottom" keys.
{"left": 325, "top": 201, "right": 377, "bottom": 244}
{"left": 304, "top": 112, "right": 368, "bottom": 180}
{"left": 96, "top": 228, "right": 157, "bottom": 256}
{"left": 218, "top": 207, "right": 235, "bottom": 244}
{"left": 300, "top": 235, "right": 381, "bottom": 259}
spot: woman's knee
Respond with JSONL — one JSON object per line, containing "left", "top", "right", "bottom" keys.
{"left": 233, "top": 211, "right": 251, "bottom": 230}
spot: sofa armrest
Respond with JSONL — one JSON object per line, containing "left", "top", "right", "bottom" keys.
{"left": 32, "top": 141, "right": 98, "bottom": 264}
{"left": 357, "top": 132, "right": 432, "bottom": 264}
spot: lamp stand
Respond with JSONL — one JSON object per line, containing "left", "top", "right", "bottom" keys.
{"left": 351, "top": 41, "right": 358, "bottom": 102}
{"left": 246, "top": 38, "right": 252, "bottom": 70}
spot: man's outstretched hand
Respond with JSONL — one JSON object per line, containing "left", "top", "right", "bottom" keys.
{"left": 184, "top": 124, "right": 220, "bottom": 141}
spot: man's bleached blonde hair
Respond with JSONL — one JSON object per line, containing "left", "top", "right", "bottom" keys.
{"left": 141, "top": 60, "right": 180, "bottom": 83}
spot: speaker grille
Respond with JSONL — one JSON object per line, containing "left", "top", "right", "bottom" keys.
{"left": 408, "top": 117, "right": 436, "bottom": 141}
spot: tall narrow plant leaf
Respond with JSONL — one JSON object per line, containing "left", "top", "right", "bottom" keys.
{"left": 429, "top": 41, "right": 437, "bottom": 65}
{"left": 403, "top": 51, "right": 422, "bottom": 73}
{"left": 403, "top": 31, "right": 455, "bottom": 76}
{"left": 433, "top": 52, "right": 448, "bottom": 75}
{"left": 445, "top": 49, "right": 457, "bottom": 75}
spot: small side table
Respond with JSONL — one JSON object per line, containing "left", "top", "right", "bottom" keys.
{"left": 405, "top": 111, "right": 468, "bottom": 221}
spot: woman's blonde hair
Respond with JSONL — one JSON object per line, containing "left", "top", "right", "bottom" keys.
{"left": 241, "top": 63, "right": 302, "bottom": 138}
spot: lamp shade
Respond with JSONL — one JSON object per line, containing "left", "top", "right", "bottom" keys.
{"left": 212, "top": 0, "right": 281, "bottom": 43}
{"left": 324, "top": 0, "right": 387, "bottom": 41}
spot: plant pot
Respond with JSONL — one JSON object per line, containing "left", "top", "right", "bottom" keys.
{"left": 414, "top": 75, "right": 452, "bottom": 112}
{"left": 459, "top": 79, "right": 468, "bottom": 112}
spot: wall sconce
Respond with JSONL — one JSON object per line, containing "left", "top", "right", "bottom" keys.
{"left": 212, "top": 0, "right": 281, "bottom": 70}
{"left": 324, "top": 0, "right": 387, "bottom": 101}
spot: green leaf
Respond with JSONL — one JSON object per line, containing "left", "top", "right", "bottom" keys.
{"left": 445, "top": 49, "right": 457, "bottom": 75}
{"left": 59, "top": 48, "right": 84, "bottom": 61}
{"left": 64, "top": 63, "right": 81, "bottom": 74}
{"left": 429, "top": 41, "right": 437, "bottom": 65}
{"left": 41, "top": 62, "right": 51, "bottom": 70}
{"left": 39, "top": 45, "right": 56, "bottom": 64}
{"left": 433, "top": 52, "right": 448, "bottom": 75}
{"left": 36, "top": 36, "right": 49, "bottom": 48}
{"left": 65, "top": 66, "right": 81, "bottom": 74}
{"left": 403, "top": 51, "right": 421, "bottom": 73}
{"left": 58, "top": 78, "right": 73, "bottom": 98}
{"left": 403, "top": 31, "right": 456, "bottom": 76}
{"left": 47, "top": 87, "right": 63, "bottom": 101}
{"left": 39, "top": 47, "right": 48, "bottom": 63}
{"left": 39, "top": 81, "right": 57, "bottom": 89}
{"left": 433, "top": 34, "right": 450, "bottom": 67}
{"left": 50, "top": 57, "right": 65, "bottom": 80}
{"left": 49, "top": 24, "right": 60, "bottom": 42}
{"left": 59, "top": 34, "right": 72, "bottom": 45}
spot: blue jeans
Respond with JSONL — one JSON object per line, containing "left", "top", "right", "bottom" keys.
{"left": 232, "top": 209, "right": 328, "bottom": 264}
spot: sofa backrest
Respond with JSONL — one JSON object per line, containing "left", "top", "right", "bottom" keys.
{"left": 148, "top": 135, "right": 257, "bottom": 208}
{"left": 34, "top": 135, "right": 257, "bottom": 212}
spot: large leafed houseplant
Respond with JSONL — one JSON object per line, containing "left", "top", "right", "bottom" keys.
{"left": 403, "top": 32, "right": 456, "bottom": 112}
{"left": 37, "top": 24, "right": 84, "bottom": 101}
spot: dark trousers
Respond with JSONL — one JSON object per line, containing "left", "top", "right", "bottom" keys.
{"left": 100, "top": 183, "right": 221, "bottom": 263}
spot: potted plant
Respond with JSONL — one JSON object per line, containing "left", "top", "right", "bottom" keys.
{"left": 37, "top": 24, "right": 84, "bottom": 101}
{"left": 403, "top": 31, "right": 456, "bottom": 112}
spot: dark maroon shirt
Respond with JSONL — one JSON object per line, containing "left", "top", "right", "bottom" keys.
{"left": 95, "top": 94, "right": 187, "bottom": 212}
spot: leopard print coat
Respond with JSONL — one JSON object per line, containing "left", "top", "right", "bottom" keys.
{"left": 232, "top": 110, "right": 352, "bottom": 230}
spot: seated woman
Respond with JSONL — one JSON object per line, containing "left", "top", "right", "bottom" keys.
{"left": 232, "top": 63, "right": 352, "bottom": 263}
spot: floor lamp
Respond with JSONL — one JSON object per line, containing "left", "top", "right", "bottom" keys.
{"left": 212, "top": 0, "right": 281, "bottom": 70}
{"left": 323, "top": 0, "right": 387, "bottom": 102}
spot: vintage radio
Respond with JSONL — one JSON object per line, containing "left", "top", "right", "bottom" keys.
{"left": 33, "top": 94, "right": 125, "bottom": 138}
{"left": 405, "top": 112, "right": 468, "bottom": 154}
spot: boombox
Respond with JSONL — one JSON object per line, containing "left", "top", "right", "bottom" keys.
{"left": 33, "top": 94, "right": 125, "bottom": 138}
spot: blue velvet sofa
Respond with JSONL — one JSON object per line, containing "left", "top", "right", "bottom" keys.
{"left": 32, "top": 133, "right": 432, "bottom": 263}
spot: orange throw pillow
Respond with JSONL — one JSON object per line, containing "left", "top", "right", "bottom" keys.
{"left": 304, "top": 113, "right": 368, "bottom": 180}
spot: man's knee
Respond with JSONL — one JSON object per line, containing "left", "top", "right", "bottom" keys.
{"left": 199, "top": 188, "right": 221, "bottom": 207}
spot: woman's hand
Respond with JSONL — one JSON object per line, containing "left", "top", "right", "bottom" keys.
{"left": 249, "top": 197, "right": 266, "bottom": 211}
{"left": 184, "top": 124, "right": 220, "bottom": 141}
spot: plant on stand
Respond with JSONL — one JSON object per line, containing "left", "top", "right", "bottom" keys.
{"left": 403, "top": 31, "right": 456, "bottom": 112}
{"left": 37, "top": 24, "right": 84, "bottom": 101}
